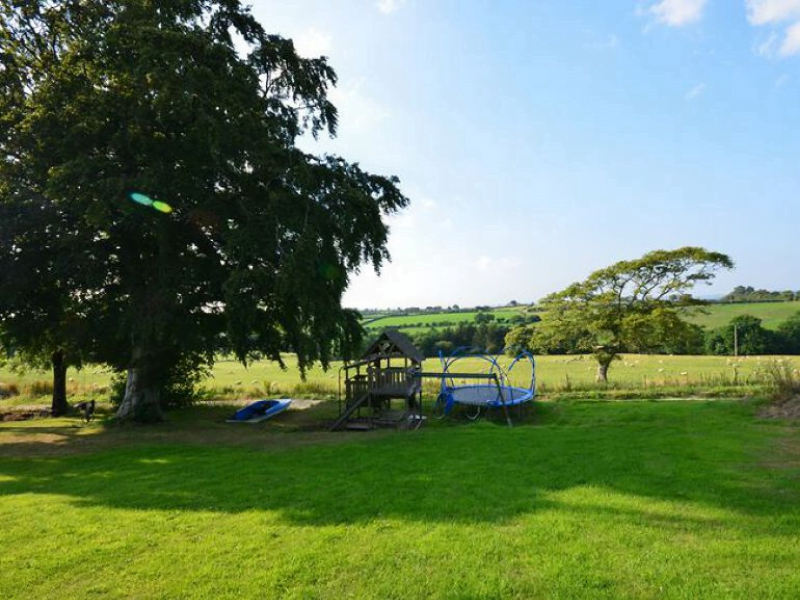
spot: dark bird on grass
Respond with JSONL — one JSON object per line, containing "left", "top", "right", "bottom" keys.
{"left": 75, "top": 400, "right": 95, "bottom": 423}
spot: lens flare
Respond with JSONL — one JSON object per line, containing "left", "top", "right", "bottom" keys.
{"left": 129, "top": 192, "right": 153, "bottom": 207}
{"left": 129, "top": 191, "right": 172, "bottom": 214}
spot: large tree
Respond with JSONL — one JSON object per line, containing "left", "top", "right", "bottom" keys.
{"left": 0, "top": 0, "right": 408, "bottom": 421}
{"left": 0, "top": 182, "right": 104, "bottom": 417}
{"left": 519, "top": 247, "right": 734, "bottom": 382}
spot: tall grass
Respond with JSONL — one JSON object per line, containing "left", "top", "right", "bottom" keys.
{"left": 761, "top": 359, "right": 800, "bottom": 403}
{"left": 3, "top": 354, "right": 800, "bottom": 407}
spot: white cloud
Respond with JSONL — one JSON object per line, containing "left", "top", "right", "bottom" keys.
{"left": 376, "top": 0, "right": 406, "bottom": 14}
{"left": 648, "top": 0, "right": 708, "bottom": 26}
{"left": 755, "top": 31, "right": 780, "bottom": 55}
{"left": 420, "top": 198, "right": 437, "bottom": 211}
{"left": 685, "top": 83, "right": 706, "bottom": 100}
{"left": 294, "top": 27, "right": 332, "bottom": 58}
{"left": 475, "top": 256, "right": 521, "bottom": 272}
{"left": 476, "top": 256, "right": 492, "bottom": 271}
{"left": 781, "top": 20, "right": 800, "bottom": 54}
{"left": 775, "top": 73, "right": 791, "bottom": 86}
{"left": 390, "top": 210, "right": 415, "bottom": 229}
{"left": 329, "top": 78, "right": 390, "bottom": 133}
{"left": 746, "top": 0, "right": 800, "bottom": 25}
{"left": 747, "top": 0, "right": 800, "bottom": 57}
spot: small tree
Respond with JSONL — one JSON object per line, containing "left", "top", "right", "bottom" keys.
{"left": 528, "top": 247, "right": 734, "bottom": 382}
{"left": 777, "top": 312, "right": 800, "bottom": 355}
{"left": 474, "top": 312, "right": 495, "bottom": 325}
{"left": 707, "top": 315, "right": 779, "bottom": 356}
{"left": 0, "top": 196, "right": 100, "bottom": 416}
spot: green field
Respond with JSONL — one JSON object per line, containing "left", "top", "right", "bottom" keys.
{"left": 1, "top": 400, "right": 798, "bottom": 599}
{"left": 363, "top": 307, "right": 526, "bottom": 329}
{"left": 2, "top": 354, "right": 799, "bottom": 408}
{"left": 360, "top": 302, "right": 800, "bottom": 334}
{"left": 685, "top": 301, "right": 800, "bottom": 330}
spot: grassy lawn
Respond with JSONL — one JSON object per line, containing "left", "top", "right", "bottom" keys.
{"left": 1, "top": 400, "right": 799, "bottom": 599}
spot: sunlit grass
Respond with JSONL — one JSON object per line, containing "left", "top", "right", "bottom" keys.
{"left": 0, "top": 400, "right": 798, "bottom": 599}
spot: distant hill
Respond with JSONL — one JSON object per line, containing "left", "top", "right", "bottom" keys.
{"left": 684, "top": 301, "right": 800, "bottom": 331}
{"left": 362, "top": 306, "right": 531, "bottom": 335}
{"left": 361, "top": 301, "right": 800, "bottom": 336}
{"left": 720, "top": 286, "right": 800, "bottom": 304}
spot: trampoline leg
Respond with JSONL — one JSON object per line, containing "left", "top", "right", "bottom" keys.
{"left": 502, "top": 402, "right": 513, "bottom": 428}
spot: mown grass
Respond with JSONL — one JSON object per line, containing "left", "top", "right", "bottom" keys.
{"left": 0, "top": 400, "right": 798, "bottom": 599}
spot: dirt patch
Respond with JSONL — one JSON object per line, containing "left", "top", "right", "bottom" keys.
{"left": 0, "top": 399, "right": 348, "bottom": 457}
{"left": 288, "top": 399, "right": 324, "bottom": 411}
{"left": 0, "top": 408, "right": 51, "bottom": 422}
{"left": 759, "top": 396, "right": 800, "bottom": 420}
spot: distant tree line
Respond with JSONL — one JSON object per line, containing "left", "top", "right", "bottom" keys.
{"left": 366, "top": 311, "right": 542, "bottom": 357}
{"left": 705, "top": 313, "right": 800, "bottom": 355}
{"left": 367, "top": 312, "right": 540, "bottom": 332}
{"left": 721, "top": 286, "right": 800, "bottom": 303}
{"left": 359, "top": 302, "right": 534, "bottom": 318}
{"left": 507, "top": 311, "right": 800, "bottom": 358}
{"left": 380, "top": 322, "right": 511, "bottom": 357}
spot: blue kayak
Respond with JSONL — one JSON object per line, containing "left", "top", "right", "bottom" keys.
{"left": 226, "top": 399, "right": 292, "bottom": 423}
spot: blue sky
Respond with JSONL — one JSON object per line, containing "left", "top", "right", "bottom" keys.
{"left": 250, "top": 0, "right": 800, "bottom": 309}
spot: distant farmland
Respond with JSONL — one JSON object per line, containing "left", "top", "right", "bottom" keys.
{"left": 361, "top": 301, "right": 800, "bottom": 334}
{"left": 684, "top": 301, "right": 800, "bottom": 330}
{"left": 363, "top": 307, "right": 528, "bottom": 332}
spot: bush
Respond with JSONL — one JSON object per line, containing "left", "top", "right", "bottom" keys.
{"left": 26, "top": 380, "right": 53, "bottom": 397}
{"left": 109, "top": 355, "right": 211, "bottom": 411}
{"left": 706, "top": 315, "right": 780, "bottom": 356}
{"left": 776, "top": 311, "right": 800, "bottom": 355}
{"left": 762, "top": 360, "right": 800, "bottom": 403}
{"left": 0, "top": 382, "right": 20, "bottom": 398}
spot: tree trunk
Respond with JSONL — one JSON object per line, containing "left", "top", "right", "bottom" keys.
{"left": 116, "top": 346, "right": 164, "bottom": 422}
{"left": 51, "top": 350, "right": 69, "bottom": 417}
{"left": 596, "top": 360, "right": 611, "bottom": 383}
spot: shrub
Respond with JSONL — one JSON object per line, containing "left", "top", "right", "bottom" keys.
{"left": 0, "top": 382, "right": 20, "bottom": 398}
{"left": 26, "top": 380, "right": 53, "bottom": 396}
{"left": 776, "top": 311, "right": 800, "bottom": 355}
{"left": 706, "top": 315, "right": 780, "bottom": 356}
{"left": 109, "top": 355, "right": 211, "bottom": 411}
{"left": 762, "top": 360, "right": 800, "bottom": 404}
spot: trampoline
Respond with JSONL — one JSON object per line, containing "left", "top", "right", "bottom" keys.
{"left": 433, "top": 347, "right": 536, "bottom": 423}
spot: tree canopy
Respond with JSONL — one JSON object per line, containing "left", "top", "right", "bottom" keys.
{"left": 0, "top": 0, "right": 408, "bottom": 420}
{"left": 706, "top": 314, "right": 784, "bottom": 356}
{"left": 776, "top": 312, "right": 800, "bottom": 355}
{"left": 514, "top": 247, "right": 734, "bottom": 382}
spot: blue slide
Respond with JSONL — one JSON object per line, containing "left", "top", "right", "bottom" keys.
{"left": 226, "top": 399, "right": 292, "bottom": 423}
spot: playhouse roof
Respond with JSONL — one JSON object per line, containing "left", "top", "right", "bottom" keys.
{"left": 362, "top": 329, "right": 424, "bottom": 364}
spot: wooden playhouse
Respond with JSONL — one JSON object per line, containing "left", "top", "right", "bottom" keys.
{"left": 330, "top": 330, "right": 424, "bottom": 431}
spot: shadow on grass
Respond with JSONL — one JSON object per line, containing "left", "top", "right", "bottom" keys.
{"left": 0, "top": 400, "right": 797, "bottom": 528}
